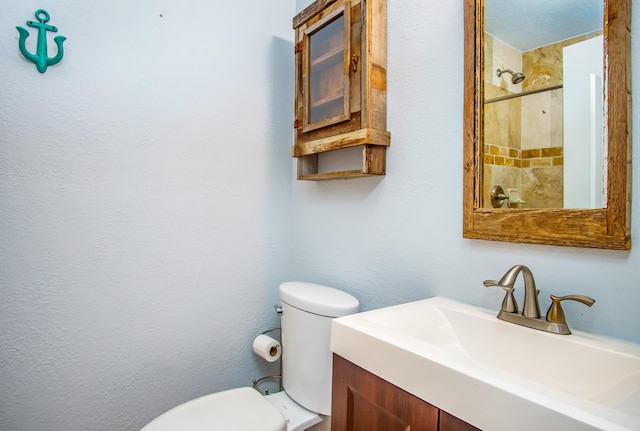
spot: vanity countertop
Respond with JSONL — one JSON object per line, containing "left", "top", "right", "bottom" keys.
{"left": 331, "top": 297, "right": 640, "bottom": 431}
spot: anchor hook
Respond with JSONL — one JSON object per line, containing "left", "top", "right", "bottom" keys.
{"left": 16, "top": 9, "right": 66, "bottom": 73}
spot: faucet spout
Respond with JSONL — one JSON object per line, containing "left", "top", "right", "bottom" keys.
{"left": 489, "top": 265, "right": 540, "bottom": 318}
{"left": 517, "top": 265, "right": 540, "bottom": 318}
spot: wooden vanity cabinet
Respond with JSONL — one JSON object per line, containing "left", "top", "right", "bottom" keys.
{"left": 439, "top": 411, "right": 482, "bottom": 431}
{"left": 331, "top": 355, "right": 481, "bottom": 431}
{"left": 292, "top": 0, "right": 390, "bottom": 180}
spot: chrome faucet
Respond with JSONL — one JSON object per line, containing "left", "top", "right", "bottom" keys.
{"left": 483, "top": 264, "right": 540, "bottom": 318}
{"left": 484, "top": 265, "right": 595, "bottom": 335}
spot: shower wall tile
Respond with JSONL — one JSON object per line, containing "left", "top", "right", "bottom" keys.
{"left": 522, "top": 45, "right": 562, "bottom": 91}
{"left": 485, "top": 144, "right": 564, "bottom": 208}
{"left": 520, "top": 88, "right": 563, "bottom": 150}
{"left": 522, "top": 30, "right": 602, "bottom": 92}
{"left": 522, "top": 166, "right": 564, "bottom": 208}
{"left": 550, "top": 89, "right": 563, "bottom": 148}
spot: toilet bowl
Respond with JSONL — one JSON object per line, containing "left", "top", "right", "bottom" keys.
{"left": 141, "top": 282, "right": 359, "bottom": 431}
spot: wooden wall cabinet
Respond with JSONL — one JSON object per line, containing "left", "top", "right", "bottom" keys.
{"left": 331, "top": 355, "right": 480, "bottom": 431}
{"left": 292, "top": 0, "right": 390, "bottom": 180}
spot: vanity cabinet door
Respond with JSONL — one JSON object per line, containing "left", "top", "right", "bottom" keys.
{"left": 331, "top": 354, "right": 439, "bottom": 431}
{"left": 439, "top": 411, "right": 481, "bottom": 431}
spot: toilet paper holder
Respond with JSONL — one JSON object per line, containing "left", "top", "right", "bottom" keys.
{"left": 252, "top": 375, "right": 282, "bottom": 395}
{"left": 252, "top": 327, "right": 283, "bottom": 395}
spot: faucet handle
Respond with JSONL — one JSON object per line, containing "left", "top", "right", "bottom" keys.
{"left": 483, "top": 280, "right": 518, "bottom": 313}
{"left": 546, "top": 294, "right": 596, "bottom": 324}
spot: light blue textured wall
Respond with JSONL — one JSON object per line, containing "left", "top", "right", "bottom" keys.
{"left": 290, "top": 0, "right": 640, "bottom": 344}
{"left": 1, "top": 1, "right": 639, "bottom": 431}
{"left": 0, "top": 1, "right": 294, "bottom": 430}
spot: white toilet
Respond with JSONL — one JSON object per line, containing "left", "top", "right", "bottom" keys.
{"left": 141, "top": 281, "right": 359, "bottom": 431}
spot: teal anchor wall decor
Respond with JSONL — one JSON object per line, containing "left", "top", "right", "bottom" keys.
{"left": 16, "top": 9, "right": 66, "bottom": 73}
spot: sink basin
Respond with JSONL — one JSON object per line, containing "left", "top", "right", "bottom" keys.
{"left": 331, "top": 297, "right": 640, "bottom": 431}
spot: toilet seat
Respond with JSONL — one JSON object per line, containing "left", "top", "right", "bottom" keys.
{"left": 140, "top": 387, "right": 286, "bottom": 431}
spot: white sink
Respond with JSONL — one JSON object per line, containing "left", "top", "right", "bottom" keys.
{"left": 331, "top": 297, "right": 640, "bottom": 431}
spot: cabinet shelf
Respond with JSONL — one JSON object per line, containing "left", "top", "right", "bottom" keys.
{"left": 311, "top": 92, "right": 343, "bottom": 108}
{"left": 311, "top": 45, "right": 343, "bottom": 66}
{"left": 298, "top": 169, "right": 379, "bottom": 181}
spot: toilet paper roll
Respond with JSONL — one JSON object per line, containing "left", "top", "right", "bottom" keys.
{"left": 252, "top": 334, "right": 281, "bottom": 362}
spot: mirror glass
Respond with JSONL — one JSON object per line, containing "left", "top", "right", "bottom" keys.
{"left": 463, "top": 0, "right": 631, "bottom": 250}
{"left": 482, "top": 0, "right": 604, "bottom": 209}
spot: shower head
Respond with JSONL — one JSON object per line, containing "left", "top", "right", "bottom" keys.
{"left": 496, "top": 68, "right": 525, "bottom": 85}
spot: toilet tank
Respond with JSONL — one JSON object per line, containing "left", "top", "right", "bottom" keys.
{"left": 279, "top": 282, "right": 359, "bottom": 416}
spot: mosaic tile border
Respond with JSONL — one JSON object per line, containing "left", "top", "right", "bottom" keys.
{"left": 484, "top": 144, "right": 563, "bottom": 168}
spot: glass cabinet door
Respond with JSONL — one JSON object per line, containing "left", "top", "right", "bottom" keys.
{"left": 303, "top": 5, "right": 351, "bottom": 132}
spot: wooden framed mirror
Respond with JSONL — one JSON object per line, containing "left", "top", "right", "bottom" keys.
{"left": 463, "top": 0, "right": 631, "bottom": 250}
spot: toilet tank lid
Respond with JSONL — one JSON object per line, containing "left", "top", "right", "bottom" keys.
{"left": 280, "top": 282, "right": 359, "bottom": 317}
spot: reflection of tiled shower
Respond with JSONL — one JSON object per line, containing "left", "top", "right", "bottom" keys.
{"left": 483, "top": 32, "right": 597, "bottom": 209}
{"left": 484, "top": 89, "right": 564, "bottom": 209}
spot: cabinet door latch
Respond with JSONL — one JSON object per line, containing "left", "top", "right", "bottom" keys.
{"left": 294, "top": 118, "right": 302, "bottom": 128}
{"left": 294, "top": 42, "right": 303, "bottom": 53}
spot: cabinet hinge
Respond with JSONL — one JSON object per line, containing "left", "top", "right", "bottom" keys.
{"left": 294, "top": 42, "right": 303, "bottom": 53}
{"left": 294, "top": 118, "right": 302, "bottom": 128}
